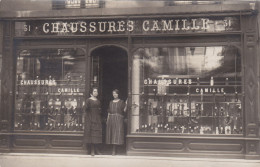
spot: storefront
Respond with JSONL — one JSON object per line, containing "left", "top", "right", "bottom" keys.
{"left": 0, "top": 0, "right": 260, "bottom": 159}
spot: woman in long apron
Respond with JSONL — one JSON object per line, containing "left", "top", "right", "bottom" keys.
{"left": 84, "top": 87, "right": 102, "bottom": 156}
{"left": 106, "top": 89, "right": 126, "bottom": 155}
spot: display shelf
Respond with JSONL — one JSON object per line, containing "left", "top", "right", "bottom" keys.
{"left": 13, "top": 130, "right": 84, "bottom": 134}
{"left": 136, "top": 93, "right": 243, "bottom": 97}
{"left": 143, "top": 84, "right": 243, "bottom": 87}
{"left": 135, "top": 88, "right": 243, "bottom": 135}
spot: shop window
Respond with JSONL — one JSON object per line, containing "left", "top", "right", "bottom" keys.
{"left": 131, "top": 46, "right": 243, "bottom": 135}
{"left": 15, "top": 48, "right": 86, "bottom": 132}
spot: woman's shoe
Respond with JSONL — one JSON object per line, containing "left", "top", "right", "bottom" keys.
{"left": 95, "top": 148, "right": 102, "bottom": 155}
{"left": 91, "top": 145, "right": 95, "bottom": 156}
{"left": 112, "top": 145, "right": 116, "bottom": 156}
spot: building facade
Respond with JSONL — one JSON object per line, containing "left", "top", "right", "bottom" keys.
{"left": 0, "top": 0, "right": 260, "bottom": 159}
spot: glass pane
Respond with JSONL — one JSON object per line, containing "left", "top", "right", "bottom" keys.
{"left": 15, "top": 48, "right": 86, "bottom": 132}
{"left": 91, "top": 55, "right": 99, "bottom": 88}
{"left": 65, "top": 0, "right": 81, "bottom": 8}
{"left": 132, "top": 46, "right": 243, "bottom": 135}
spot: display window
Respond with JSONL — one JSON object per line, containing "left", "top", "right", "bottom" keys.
{"left": 131, "top": 45, "right": 243, "bottom": 135}
{"left": 14, "top": 48, "right": 86, "bottom": 132}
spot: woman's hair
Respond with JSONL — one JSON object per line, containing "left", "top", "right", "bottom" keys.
{"left": 90, "top": 87, "right": 98, "bottom": 95}
{"left": 112, "top": 89, "right": 120, "bottom": 95}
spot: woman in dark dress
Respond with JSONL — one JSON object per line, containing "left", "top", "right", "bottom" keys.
{"left": 106, "top": 89, "right": 126, "bottom": 155}
{"left": 84, "top": 87, "right": 102, "bottom": 156}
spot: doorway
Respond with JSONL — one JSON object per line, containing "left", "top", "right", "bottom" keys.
{"left": 91, "top": 45, "right": 128, "bottom": 154}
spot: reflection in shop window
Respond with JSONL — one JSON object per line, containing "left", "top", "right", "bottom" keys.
{"left": 132, "top": 46, "right": 243, "bottom": 135}
{"left": 15, "top": 48, "right": 86, "bottom": 132}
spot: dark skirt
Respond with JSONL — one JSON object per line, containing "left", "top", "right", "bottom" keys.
{"left": 83, "top": 98, "right": 102, "bottom": 144}
{"left": 84, "top": 112, "right": 102, "bottom": 144}
{"left": 106, "top": 113, "right": 124, "bottom": 145}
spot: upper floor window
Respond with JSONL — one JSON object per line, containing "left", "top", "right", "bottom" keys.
{"left": 52, "top": 0, "right": 100, "bottom": 9}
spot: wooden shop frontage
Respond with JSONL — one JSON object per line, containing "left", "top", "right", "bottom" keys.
{"left": 0, "top": 1, "right": 259, "bottom": 159}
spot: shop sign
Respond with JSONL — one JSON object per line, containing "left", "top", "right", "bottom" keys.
{"left": 17, "top": 84, "right": 84, "bottom": 94}
{"left": 15, "top": 16, "right": 240, "bottom": 36}
{"left": 57, "top": 87, "right": 80, "bottom": 93}
{"left": 144, "top": 78, "right": 241, "bottom": 94}
{"left": 20, "top": 79, "right": 57, "bottom": 86}
{"left": 144, "top": 78, "right": 193, "bottom": 85}
{"left": 195, "top": 87, "right": 225, "bottom": 94}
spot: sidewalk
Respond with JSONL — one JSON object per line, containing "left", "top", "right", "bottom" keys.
{"left": 0, "top": 153, "right": 260, "bottom": 167}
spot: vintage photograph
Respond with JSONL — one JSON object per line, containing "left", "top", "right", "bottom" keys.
{"left": 0, "top": 0, "right": 260, "bottom": 167}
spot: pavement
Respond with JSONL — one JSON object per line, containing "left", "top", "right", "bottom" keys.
{"left": 0, "top": 153, "right": 260, "bottom": 167}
